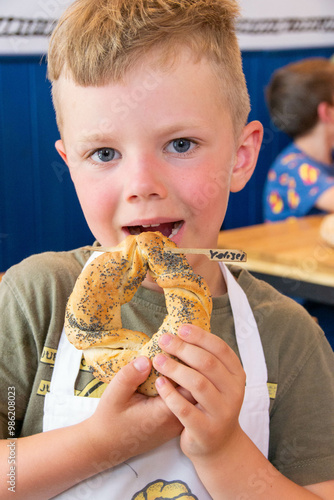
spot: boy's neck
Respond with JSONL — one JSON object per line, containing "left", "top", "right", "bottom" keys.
{"left": 198, "top": 261, "right": 228, "bottom": 296}
{"left": 294, "top": 125, "right": 333, "bottom": 165}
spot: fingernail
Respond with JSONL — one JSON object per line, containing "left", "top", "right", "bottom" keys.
{"left": 178, "top": 325, "right": 191, "bottom": 338}
{"left": 155, "top": 377, "right": 166, "bottom": 388}
{"left": 159, "top": 333, "right": 172, "bottom": 347}
{"left": 133, "top": 356, "right": 150, "bottom": 372}
{"left": 154, "top": 353, "right": 167, "bottom": 367}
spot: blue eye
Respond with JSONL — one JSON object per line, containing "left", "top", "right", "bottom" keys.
{"left": 172, "top": 139, "right": 192, "bottom": 153}
{"left": 91, "top": 148, "right": 120, "bottom": 163}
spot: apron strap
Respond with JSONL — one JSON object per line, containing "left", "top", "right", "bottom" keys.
{"left": 220, "top": 263, "right": 270, "bottom": 457}
{"left": 50, "top": 250, "right": 105, "bottom": 396}
{"left": 220, "top": 263, "right": 268, "bottom": 387}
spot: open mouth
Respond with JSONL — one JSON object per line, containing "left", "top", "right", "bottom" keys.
{"left": 126, "top": 221, "right": 183, "bottom": 238}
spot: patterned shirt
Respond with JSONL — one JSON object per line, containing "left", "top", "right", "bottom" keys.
{"left": 263, "top": 143, "right": 334, "bottom": 221}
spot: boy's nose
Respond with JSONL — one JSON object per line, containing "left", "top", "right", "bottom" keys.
{"left": 123, "top": 157, "right": 168, "bottom": 202}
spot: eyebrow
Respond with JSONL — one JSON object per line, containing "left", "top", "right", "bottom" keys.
{"left": 155, "top": 121, "right": 209, "bottom": 137}
{"left": 77, "top": 120, "right": 209, "bottom": 145}
{"left": 77, "top": 131, "right": 117, "bottom": 144}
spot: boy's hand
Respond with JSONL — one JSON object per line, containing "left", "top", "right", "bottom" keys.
{"left": 152, "top": 325, "right": 246, "bottom": 464}
{"left": 84, "top": 356, "right": 183, "bottom": 468}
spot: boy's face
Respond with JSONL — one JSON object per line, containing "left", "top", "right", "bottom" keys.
{"left": 56, "top": 50, "right": 255, "bottom": 257}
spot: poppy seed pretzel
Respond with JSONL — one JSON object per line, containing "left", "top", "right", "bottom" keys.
{"left": 64, "top": 231, "right": 212, "bottom": 396}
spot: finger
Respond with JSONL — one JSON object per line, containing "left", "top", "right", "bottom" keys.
{"left": 159, "top": 331, "right": 245, "bottom": 392}
{"left": 154, "top": 351, "right": 245, "bottom": 418}
{"left": 154, "top": 353, "right": 222, "bottom": 413}
{"left": 160, "top": 334, "right": 228, "bottom": 391}
{"left": 177, "top": 386, "right": 197, "bottom": 405}
{"left": 176, "top": 324, "right": 243, "bottom": 377}
{"left": 155, "top": 376, "right": 204, "bottom": 430}
{"left": 107, "top": 356, "right": 152, "bottom": 406}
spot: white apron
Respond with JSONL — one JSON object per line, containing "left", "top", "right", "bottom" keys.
{"left": 43, "top": 255, "right": 270, "bottom": 500}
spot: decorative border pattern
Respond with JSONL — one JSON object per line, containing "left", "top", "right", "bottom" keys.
{"left": 237, "top": 17, "right": 334, "bottom": 35}
{"left": 0, "top": 17, "right": 55, "bottom": 37}
{"left": 0, "top": 15, "right": 333, "bottom": 39}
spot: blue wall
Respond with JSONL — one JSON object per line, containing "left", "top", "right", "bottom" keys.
{"left": 0, "top": 55, "right": 94, "bottom": 272}
{"left": 0, "top": 46, "right": 333, "bottom": 272}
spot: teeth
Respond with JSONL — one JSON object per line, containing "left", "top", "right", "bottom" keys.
{"left": 170, "top": 221, "right": 182, "bottom": 238}
{"left": 127, "top": 221, "right": 183, "bottom": 238}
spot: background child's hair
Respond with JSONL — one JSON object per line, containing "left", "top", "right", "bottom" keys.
{"left": 48, "top": 0, "right": 250, "bottom": 136}
{"left": 266, "top": 57, "right": 334, "bottom": 138}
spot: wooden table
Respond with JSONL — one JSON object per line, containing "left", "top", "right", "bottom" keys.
{"left": 218, "top": 215, "right": 334, "bottom": 304}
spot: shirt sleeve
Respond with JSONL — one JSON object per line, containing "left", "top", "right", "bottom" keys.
{"left": 0, "top": 248, "right": 87, "bottom": 439}
{"left": 240, "top": 268, "right": 334, "bottom": 486}
{"left": 293, "top": 162, "right": 334, "bottom": 216}
{"left": 0, "top": 275, "right": 39, "bottom": 438}
{"left": 268, "top": 325, "right": 334, "bottom": 485}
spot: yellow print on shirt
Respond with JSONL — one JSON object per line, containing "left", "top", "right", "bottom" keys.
{"left": 268, "top": 191, "right": 283, "bottom": 214}
{"left": 75, "top": 378, "right": 107, "bottom": 398}
{"left": 40, "top": 346, "right": 57, "bottom": 365}
{"left": 132, "top": 479, "right": 198, "bottom": 499}
{"left": 298, "top": 163, "right": 320, "bottom": 185}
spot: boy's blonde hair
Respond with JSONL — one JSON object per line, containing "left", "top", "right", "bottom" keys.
{"left": 48, "top": 0, "right": 250, "bottom": 135}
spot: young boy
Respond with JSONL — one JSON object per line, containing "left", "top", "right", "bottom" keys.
{"left": 263, "top": 57, "right": 334, "bottom": 222}
{"left": 0, "top": 1, "right": 333, "bottom": 498}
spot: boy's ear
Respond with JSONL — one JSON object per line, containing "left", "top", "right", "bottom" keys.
{"left": 318, "top": 101, "right": 334, "bottom": 124}
{"left": 55, "top": 139, "right": 68, "bottom": 165}
{"left": 230, "top": 121, "right": 263, "bottom": 193}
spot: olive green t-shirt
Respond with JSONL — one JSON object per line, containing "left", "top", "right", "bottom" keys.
{"left": 0, "top": 248, "right": 333, "bottom": 486}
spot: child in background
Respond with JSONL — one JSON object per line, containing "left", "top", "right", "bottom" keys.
{"left": 0, "top": 1, "right": 333, "bottom": 499}
{"left": 263, "top": 57, "right": 334, "bottom": 222}
{"left": 263, "top": 57, "right": 334, "bottom": 349}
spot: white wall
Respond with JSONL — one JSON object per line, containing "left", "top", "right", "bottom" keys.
{"left": 0, "top": 0, "right": 333, "bottom": 55}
